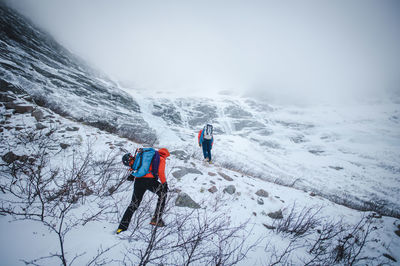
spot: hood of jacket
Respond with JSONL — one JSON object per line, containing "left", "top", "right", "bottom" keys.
{"left": 158, "top": 148, "right": 170, "bottom": 158}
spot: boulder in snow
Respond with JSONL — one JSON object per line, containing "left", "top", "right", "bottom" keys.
{"left": 208, "top": 186, "right": 218, "bottom": 193}
{"left": 257, "top": 198, "right": 264, "bottom": 205}
{"left": 223, "top": 185, "right": 236, "bottom": 195}
{"left": 172, "top": 167, "right": 202, "bottom": 179}
{"left": 66, "top": 126, "right": 80, "bottom": 132}
{"left": 31, "top": 109, "right": 44, "bottom": 121}
{"left": 255, "top": 189, "right": 269, "bottom": 198}
{"left": 175, "top": 192, "right": 201, "bottom": 209}
{"left": 170, "top": 150, "right": 190, "bottom": 161}
{"left": 218, "top": 172, "right": 233, "bottom": 181}
{"left": 268, "top": 210, "right": 283, "bottom": 219}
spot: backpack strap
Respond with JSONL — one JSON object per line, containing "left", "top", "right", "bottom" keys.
{"left": 151, "top": 151, "right": 160, "bottom": 179}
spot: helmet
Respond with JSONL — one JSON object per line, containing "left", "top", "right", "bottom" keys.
{"left": 122, "top": 153, "right": 133, "bottom": 166}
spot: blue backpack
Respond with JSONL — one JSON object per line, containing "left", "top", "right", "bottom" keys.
{"left": 131, "top": 148, "right": 160, "bottom": 178}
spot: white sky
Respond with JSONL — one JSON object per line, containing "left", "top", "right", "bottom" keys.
{"left": 6, "top": 0, "right": 400, "bottom": 103}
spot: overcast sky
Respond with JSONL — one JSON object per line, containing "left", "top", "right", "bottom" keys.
{"left": 6, "top": 0, "right": 400, "bottom": 103}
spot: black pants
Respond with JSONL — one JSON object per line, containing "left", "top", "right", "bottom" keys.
{"left": 118, "top": 178, "right": 167, "bottom": 230}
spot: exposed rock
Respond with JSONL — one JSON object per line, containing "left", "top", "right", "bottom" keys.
{"left": 218, "top": 172, "right": 233, "bottom": 181}
{"left": 309, "top": 192, "right": 316, "bottom": 197}
{"left": 395, "top": 230, "right": 400, "bottom": 237}
{"left": 170, "top": 150, "right": 190, "bottom": 161}
{"left": 0, "top": 93, "right": 17, "bottom": 102}
{"left": 60, "top": 143, "right": 70, "bottom": 149}
{"left": 257, "top": 198, "right": 264, "bottom": 205}
{"left": 370, "top": 213, "right": 382, "bottom": 219}
{"left": 175, "top": 192, "right": 201, "bottom": 209}
{"left": 233, "top": 120, "right": 264, "bottom": 131}
{"left": 224, "top": 104, "right": 252, "bottom": 118}
{"left": 210, "top": 180, "right": 216, "bottom": 185}
{"left": 208, "top": 186, "right": 218, "bottom": 193}
{"left": 36, "top": 123, "right": 47, "bottom": 130}
{"left": 268, "top": 210, "right": 283, "bottom": 219}
{"left": 108, "top": 186, "right": 117, "bottom": 195}
{"left": 263, "top": 223, "right": 276, "bottom": 230}
{"left": 152, "top": 102, "right": 182, "bottom": 125}
{"left": 5, "top": 102, "right": 34, "bottom": 113}
{"left": 223, "top": 185, "right": 236, "bottom": 195}
{"left": 309, "top": 149, "right": 325, "bottom": 155}
{"left": 329, "top": 166, "right": 344, "bottom": 171}
{"left": 114, "top": 141, "right": 126, "bottom": 147}
{"left": 2, "top": 151, "right": 19, "bottom": 164}
{"left": 31, "top": 109, "right": 44, "bottom": 121}
{"left": 208, "top": 172, "right": 216, "bottom": 176}
{"left": 255, "top": 189, "right": 269, "bottom": 198}
{"left": 66, "top": 126, "right": 80, "bottom": 131}
{"left": 172, "top": 167, "right": 202, "bottom": 179}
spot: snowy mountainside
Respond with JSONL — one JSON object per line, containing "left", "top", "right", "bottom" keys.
{"left": 1, "top": 91, "right": 399, "bottom": 265}
{"left": 132, "top": 91, "right": 400, "bottom": 218}
{"left": 0, "top": 4, "right": 156, "bottom": 144}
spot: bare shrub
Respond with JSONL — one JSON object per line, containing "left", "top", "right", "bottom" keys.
{"left": 273, "top": 203, "right": 322, "bottom": 237}
{"left": 117, "top": 192, "right": 257, "bottom": 266}
{"left": 0, "top": 126, "right": 124, "bottom": 265}
{"left": 265, "top": 203, "right": 378, "bottom": 265}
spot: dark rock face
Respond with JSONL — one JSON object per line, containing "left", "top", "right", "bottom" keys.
{"left": 0, "top": 4, "right": 156, "bottom": 144}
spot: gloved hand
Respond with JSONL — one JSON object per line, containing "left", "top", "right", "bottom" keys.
{"left": 199, "top": 144, "right": 202, "bottom": 147}
{"left": 127, "top": 175, "right": 135, "bottom": 181}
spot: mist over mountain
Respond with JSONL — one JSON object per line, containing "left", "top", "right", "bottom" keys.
{"left": 1, "top": 2, "right": 400, "bottom": 265}
{"left": 5, "top": 0, "right": 400, "bottom": 103}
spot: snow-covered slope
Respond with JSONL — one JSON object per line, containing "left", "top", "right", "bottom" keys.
{"left": 1, "top": 92, "right": 399, "bottom": 265}
{"left": 128, "top": 91, "right": 400, "bottom": 219}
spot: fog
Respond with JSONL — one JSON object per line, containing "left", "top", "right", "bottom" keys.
{"left": 6, "top": 0, "right": 400, "bottom": 103}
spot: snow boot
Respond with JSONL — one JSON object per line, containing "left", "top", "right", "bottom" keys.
{"left": 150, "top": 217, "right": 165, "bottom": 227}
{"left": 116, "top": 228, "right": 126, "bottom": 234}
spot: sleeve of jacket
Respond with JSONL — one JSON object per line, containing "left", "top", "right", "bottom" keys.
{"left": 198, "top": 130, "right": 203, "bottom": 145}
{"left": 158, "top": 157, "right": 167, "bottom": 184}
